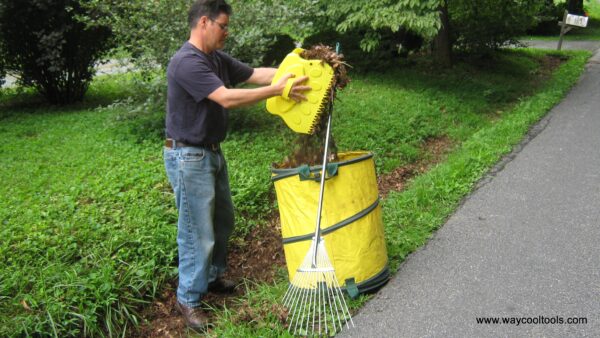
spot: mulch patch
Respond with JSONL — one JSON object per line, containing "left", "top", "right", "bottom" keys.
{"left": 378, "top": 136, "right": 453, "bottom": 198}
{"left": 135, "top": 216, "right": 286, "bottom": 337}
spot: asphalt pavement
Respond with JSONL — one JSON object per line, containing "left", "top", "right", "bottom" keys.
{"left": 340, "top": 46, "right": 600, "bottom": 337}
{"left": 1, "top": 59, "right": 131, "bottom": 89}
{"left": 521, "top": 39, "right": 600, "bottom": 51}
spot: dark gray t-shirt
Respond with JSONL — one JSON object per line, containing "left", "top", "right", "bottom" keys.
{"left": 166, "top": 42, "right": 253, "bottom": 145}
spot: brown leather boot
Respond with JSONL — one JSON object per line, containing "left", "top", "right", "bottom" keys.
{"left": 175, "top": 302, "right": 210, "bottom": 332}
{"left": 208, "top": 278, "right": 237, "bottom": 293}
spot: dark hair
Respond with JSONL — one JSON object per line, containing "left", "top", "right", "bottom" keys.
{"left": 188, "top": 0, "right": 232, "bottom": 29}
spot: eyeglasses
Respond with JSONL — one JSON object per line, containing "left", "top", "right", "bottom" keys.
{"left": 210, "top": 19, "right": 228, "bottom": 32}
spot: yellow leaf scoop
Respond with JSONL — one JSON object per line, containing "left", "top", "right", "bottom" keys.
{"left": 266, "top": 48, "right": 334, "bottom": 135}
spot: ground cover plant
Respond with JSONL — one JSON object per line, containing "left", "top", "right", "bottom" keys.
{"left": 0, "top": 49, "right": 589, "bottom": 336}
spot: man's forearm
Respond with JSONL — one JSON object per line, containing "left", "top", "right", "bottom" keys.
{"left": 208, "top": 74, "right": 309, "bottom": 109}
{"left": 246, "top": 67, "right": 278, "bottom": 85}
{"left": 208, "top": 85, "right": 281, "bottom": 109}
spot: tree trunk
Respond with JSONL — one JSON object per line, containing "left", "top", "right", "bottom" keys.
{"left": 433, "top": 1, "right": 452, "bottom": 67}
{"left": 568, "top": 0, "right": 585, "bottom": 15}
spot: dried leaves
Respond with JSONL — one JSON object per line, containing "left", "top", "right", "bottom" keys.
{"left": 300, "top": 44, "right": 350, "bottom": 91}
{"left": 278, "top": 45, "right": 350, "bottom": 169}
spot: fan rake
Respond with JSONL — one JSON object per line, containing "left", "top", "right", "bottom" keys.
{"left": 282, "top": 87, "right": 354, "bottom": 336}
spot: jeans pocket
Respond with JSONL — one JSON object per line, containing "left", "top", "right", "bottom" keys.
{"left": 181, "top": 148, "right": 206, "bottom": 162}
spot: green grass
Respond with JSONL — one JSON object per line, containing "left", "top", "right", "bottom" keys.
{"left": 0, "top": 49, "right": 590, "bottom": 337}
{"left": 0, "top": 76, "right": 176, "bottom": 336}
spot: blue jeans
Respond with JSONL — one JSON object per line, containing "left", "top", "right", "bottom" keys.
{"left": 163, "top": 145, "right": 235, "bottom": 307}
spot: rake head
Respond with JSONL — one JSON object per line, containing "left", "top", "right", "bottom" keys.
{"left": 282, "top": 237, "right": 354, "bottom": 336}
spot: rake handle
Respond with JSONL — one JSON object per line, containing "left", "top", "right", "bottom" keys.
{"left": 311, "top": 90, "right": 334, "bottom": 267}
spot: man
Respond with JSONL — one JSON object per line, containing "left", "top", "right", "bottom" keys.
{"left": 163, "top": 0, "right": 309, "bottom": 331}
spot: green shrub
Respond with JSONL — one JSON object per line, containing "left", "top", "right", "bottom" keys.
{"left": 0, "top": 0, "right": 113, "bottom": 104}
{"left": 449, "top": 0, "right": 546, "bottom": 54}
{"left": 528, "top": 0, "right": 568, "bottom": 35}
{"left": 326, "top": 0, "right": 441, "bottom": 52}
{"left": 304, "top": 28, "right": 423, "bottom": 72}
{"left": 81, "top": 0, "right": 328, "bottom": 69}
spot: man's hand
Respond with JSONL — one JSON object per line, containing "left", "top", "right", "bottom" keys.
{"left": 275, "top": 73, "right": 311, "bottom": 102}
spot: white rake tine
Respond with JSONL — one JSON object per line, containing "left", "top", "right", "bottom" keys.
{"left": 329, "top": 272, "right": 346, "bottom": 333}
{"left": 290, "top": 276, "right": 310, "bottom": 335}
{"left": 319, "top": 274, "right": 327, "bottom": 334}
{"left": 294, "top": 274, "right": 312, "bottom": 335}
{"left": 306, "top": 274, "right": 315, "bottom": 335}
{"left": 318, "top": 244, "right": 337, "bottom": 333}
{"left": 283, "top": 236, "right": 357, "bottom": 335}
{"left": 331, "top": 273, "right": 348, "bottom": 330}
{"left": 319, "top": 253, "right": 331, "bottom": 335}
{"left": 313, "top": 277, "right": 320, "bottom": 335}
{"left": 332, "top": 274, "right": 353, "bottom": 329}
{"left": 283, "top": 265, "right": 303, "bottom": 305}
{"left": 287, "top": 274, "right": 307, "bottom": 334}
{"left": 290, "top": 284, "right": 304, "bottom": 335}
{"left": 285, "top": 272, "right": 305, "bottom": 307}
{"left": 313, "top": 274, "right": 321, "bottom": 334}
{"left": 323, "top": 274, "right": 335, "bottom": 335}
{"left": 322, "top": 268, "right": 331, "bottom": 334}
{"left": 286, "top": 287, "right": 301, "bottom": 330}
{"left": 283, "top": 271, "right": 303, "bottom": 304}
{"left": 313, "top": 276, "right": 323, "bottom": 335}
{"left": 312, "top": 281, "right": 321, "bottom": 334}
{"left": 323, "top": 276, "right": 329, "bottom": 336}
{"left": 283, "top": 278, "right": 298, "bottom": 309}
{"left": 325, "top": 273, "right": 339, "bottom": 333}
{"left": 328, "top": 270, "right": 350, "bottom": 328}
{"left": 337, "top": 276, "right": 354, "bottom": 328}
{"left": 295, "top": 283, "right": 304, "bottom": 335}
{"left": 316, "top": 274, "right": 320, "bottom": 335}
{"left": 282, "top": 283, "right": 295, "bottom": 306}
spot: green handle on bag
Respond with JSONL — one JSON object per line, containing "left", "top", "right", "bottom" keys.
{"left": 345, "top": 277, "right": 360, "bottom": 299}
{"left": 298, "top": 163, "right": 339, "bottom": 182}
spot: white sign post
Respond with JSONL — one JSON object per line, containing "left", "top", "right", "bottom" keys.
{"left": 558, "top": 10, "right": 588, "bottom": 50}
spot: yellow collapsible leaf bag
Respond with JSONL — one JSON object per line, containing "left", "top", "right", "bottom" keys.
{"left": 266, "top": 48, "right": 334, "bottom": 135}
{"left": 271, "top": 152, "right": 389, "bottom": 297}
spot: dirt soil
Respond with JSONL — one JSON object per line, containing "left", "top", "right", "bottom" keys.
{"left": 136, "top": 136, "right": 453, "bottom": 337}
{"left": 378, "top": 136, "right": 453, "bottom": 198}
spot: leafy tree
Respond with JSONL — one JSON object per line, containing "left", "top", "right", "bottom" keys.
{"left": 529, "top": 0, "right": 568, "bottom": 35}
{"left": 568, "top": 0, "right": 585, "bottom": 15}
{"left": 434, "top": 0, "right": 452, "bottom": 66}
{"left": 448, "top": 0, "right": 545, "bottom": 54}
{"left": 228, "top": 0, "right": 330, "bottom": 65}
{"left": 326, "top": 0, "right": 442, "bottom": 52}
{"left": 80, "top": 0, "right": 327, "bottom": 70}
{"left": 78, "top": 0, "right": 189, "bottom": 73}
{"left": 0, "top": 0, "right": 113, "bottom": 104}
{"left": 324, "top": 0, "right": 546, "bottom": 65}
